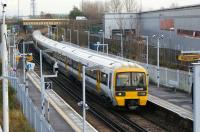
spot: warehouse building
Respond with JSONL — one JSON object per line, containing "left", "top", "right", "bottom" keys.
{"left": 104, "top": 4, "right": 200, "bottom": 50}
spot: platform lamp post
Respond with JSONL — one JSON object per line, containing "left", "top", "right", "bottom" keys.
{"left": 152, "top": 34, "right": 164, "bottom": 88}
{"left": 74, "top": 30, "right": 79, "bottom": 45}
{"left": 98, "top": 30, "right": 105, "bottom": 52}
{"left": 169, "top": 27, "right": 174, "bottom": 49}
{"left": 84, "top": 31, "right": 90, "bottom": 49}
{"left": 40, "top": 49, "right": 58, "bottom": 119}
{"left": 115, "top": 33, "right": 123, "bottom": 58}
{"left": 141, "top": 35, "right": 149, "bottom": 70}
{"left": 181, "top": 50, "right": 200, "bottom": 132}
{"left": 67, "top": 29, "right": 71, "bottom": 43}
{"left": 79, "top": 65, "right": 102, "bottom": 132}
{"left": 1, "top": 3, "right": 9, "bottom": 132}
{"left": 193, "top": 62, "right": 200, "bottom": 132}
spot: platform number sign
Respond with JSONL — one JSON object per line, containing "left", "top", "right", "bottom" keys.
{"left": 45, "top": 82, "right": 52, "bottom": 90}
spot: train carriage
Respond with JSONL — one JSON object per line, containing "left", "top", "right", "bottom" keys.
{"left": 33, "top": 30, "right": 148, "bottom": 108}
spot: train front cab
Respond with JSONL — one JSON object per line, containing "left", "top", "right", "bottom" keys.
{"left": 114, "top": 68, "right": 148, "bottom": 107}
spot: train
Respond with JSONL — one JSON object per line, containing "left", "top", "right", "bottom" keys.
{"left": 32, "top": 30, "right": 148, "bottom": 108}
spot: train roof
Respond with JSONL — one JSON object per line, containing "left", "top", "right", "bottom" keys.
{"left": 33, "top": 31, "right": 145, "bottom": 70}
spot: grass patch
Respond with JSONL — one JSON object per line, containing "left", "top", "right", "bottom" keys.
{"left": 0, "top": 63, "right": 34, "bottom": 131}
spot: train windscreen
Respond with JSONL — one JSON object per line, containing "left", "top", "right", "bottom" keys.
{"left": 116, "top": 72, "right": 146, "bottom": 91}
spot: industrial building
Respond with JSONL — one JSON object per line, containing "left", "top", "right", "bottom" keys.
{"left": 104, "top": 4, "right": 200, "bottom": 50}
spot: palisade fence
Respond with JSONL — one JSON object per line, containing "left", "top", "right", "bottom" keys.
{"left": 63, "top": 38, "right": 192, "bottom": 94}
{"left": 106, "top": 53, "right": 192, "bottom": 93}
{"left": 9, "top": 70, "right": 54, "bottom": 132}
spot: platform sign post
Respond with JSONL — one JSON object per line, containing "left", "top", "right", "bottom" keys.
{"left": 193, "top": 62, "right": 200, "bottom": 132}
{"left": 40, "top": 49, "right": 58, "bottom": 119}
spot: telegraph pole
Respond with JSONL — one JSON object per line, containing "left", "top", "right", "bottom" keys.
{"left": 1, "top": 3, "right": 9, "bottom": 132}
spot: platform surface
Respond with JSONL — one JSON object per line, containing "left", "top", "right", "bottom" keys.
{"left": 149, "top": 85, "right": 193, "bottom": 120}
{"left": 27, "top": 71, "right": 97, "bottom": 132}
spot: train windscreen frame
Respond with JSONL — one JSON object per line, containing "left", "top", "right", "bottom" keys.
{"left": 115, "top": 72, "right": 146, "bottom": 91}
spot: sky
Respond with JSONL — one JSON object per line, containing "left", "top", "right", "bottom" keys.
{"left": 2, "top": 0, "right": 200, "bottom": 17}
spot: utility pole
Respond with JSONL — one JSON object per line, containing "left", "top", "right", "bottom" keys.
{"left": 1, "top": 3, "right": 9, "bottom": 132}
{"left": 18, "top": 0, "right": 19, "bottom": 21}
{"left": 31, "top": 0, "right": 36, "bottom": 16}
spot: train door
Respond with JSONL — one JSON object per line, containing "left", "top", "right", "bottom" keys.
{"left": 96, "top": 70, "right": 101, "bottom": 92}
{"left": 78, "top": 63, "right": 82, "bottom": 81}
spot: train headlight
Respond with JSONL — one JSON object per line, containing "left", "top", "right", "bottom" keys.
{"left": 138, "top": 92, "right": 146, "bottom": 96}
{"left": 116, "top": 92, "right": 125, "bottom": 96}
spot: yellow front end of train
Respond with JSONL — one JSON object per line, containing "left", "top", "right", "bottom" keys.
{"left": 114, "top": 67, "right": 148, "bottom": 107}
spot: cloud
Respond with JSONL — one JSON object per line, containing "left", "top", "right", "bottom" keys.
{"left": 2, "top": 0, "right": 200, "bottom": 16}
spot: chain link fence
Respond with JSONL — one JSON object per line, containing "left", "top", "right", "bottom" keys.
{"left": 9, "top": 70, "right": 54, "bottom": 132}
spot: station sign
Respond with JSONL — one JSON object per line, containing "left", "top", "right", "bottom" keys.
{"left": 178, "top": 54, "right": 200, "bottom": 62}
{"left": 44, "top": 82, "right": 52, "bottom": 90}
{"left": 16, "top": 53, "right": 33, "bottom": 62}
{"left": 26, "top": 62, "right": 35, "bottom": 71}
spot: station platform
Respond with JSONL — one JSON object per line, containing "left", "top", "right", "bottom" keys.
{"left": 27, "top": 71, "right": 97, "bottom": 132}
{"left": 148, "top": 85, "right": 193, "bottom": 120}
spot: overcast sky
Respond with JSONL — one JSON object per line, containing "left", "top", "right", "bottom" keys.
{"left": 2, "top": 0, "right": 200, "bottom": 16}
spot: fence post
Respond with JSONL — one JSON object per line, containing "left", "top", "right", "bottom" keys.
{"left": 29, "top": 99, "right": 31, "bottom": 126}
{"left": 34, "top": 107, "right": 36, "bottom": 130}
{"left": 40, "top": 115, "right": 43, "bottom": 132}
{"left": 177, "top": 70, "right": 180, "bottom": 88}
{"left": 165, "top": 68, "right": 168, "bottom": 85}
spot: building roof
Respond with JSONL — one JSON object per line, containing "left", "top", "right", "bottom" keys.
{"left": 105, "top": 4, "right": 200, "bottom": 15}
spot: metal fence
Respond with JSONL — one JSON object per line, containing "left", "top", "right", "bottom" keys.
{"left": 145, "top": 63, "right": 192, "bottom": 93}
{"left": 124, "top": 58, "right": 192, "bottom": 93}
{"left": 9, "top": 70, "right": 54, "bottom": 132}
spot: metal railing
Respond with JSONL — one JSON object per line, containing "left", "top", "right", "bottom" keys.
{"left": 9, "top": 70, "right": 54, "bottom": 132}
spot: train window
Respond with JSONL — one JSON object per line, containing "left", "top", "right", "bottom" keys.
{"left": 92, "top": 70, "right": 97, "bottom": 79}
{"left": 85, "top": 70, "right": 96, "bottom": 80}
{"left": 72, "top": 60, "right": 78, "bottom": 70}
{"left": 100, "top": 72, "right": 108, "bottom": 85}
{"left": 116, "top": 73, "right": 131, "bottom": 86}
{"left": 131, "top": 73, "right": 146, "bottom": 87}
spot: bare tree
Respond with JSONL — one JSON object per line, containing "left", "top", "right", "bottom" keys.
{"left": 170, "top": 3, "right": 179, "bottom": 8}
{"left": 82, "top": 1, "right": 105, "bottom": 20}
{"left": 108, "top": 0, "right": 122, "bottom": 13}
{"left": 123, "top": 0, "right": 138, "bottom": 12}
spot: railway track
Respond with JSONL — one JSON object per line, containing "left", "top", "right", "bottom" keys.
{"left": 31, "top": 48, "right": 165, "bottom": 132}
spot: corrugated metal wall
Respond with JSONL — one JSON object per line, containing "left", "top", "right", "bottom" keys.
{"left": 104, "top": 5, "right": 200, "bottom": 50}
